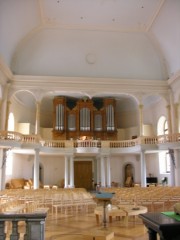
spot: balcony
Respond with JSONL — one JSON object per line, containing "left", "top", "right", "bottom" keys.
{"left": 0, "top": 131, "right": 180, "bottom": 154}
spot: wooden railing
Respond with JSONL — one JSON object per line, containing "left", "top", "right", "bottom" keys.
{"left": 42, "top": 140, "right": 65, "bottom": 148}
{"left": 0, "top": 131, "right": 22, "bottom": 141}
{"left": 74, "top": 140, "right": 101, "bottom": 148}
{"left": 0, "top": 131, "right": 180, "bottom": 149}
{"left": 110, "top": 139, "right": 137, "bottom": 148}
{"left": 0, "top": 212, "right": 47, "bottom": 240}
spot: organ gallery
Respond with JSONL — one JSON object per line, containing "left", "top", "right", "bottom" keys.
{"left": 53, "top": 97, "right": 117, "bottom": 140}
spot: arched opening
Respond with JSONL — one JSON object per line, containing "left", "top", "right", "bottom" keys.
{"left": 124, "top": 163, "right": 134, "bottom": 187}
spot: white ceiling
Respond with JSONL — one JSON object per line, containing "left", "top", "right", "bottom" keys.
{"left": 1, "top": 0, "right": 179, "bottom": 78}
{"left": 0, "top": 0, "right": 180, "bottom": 109}
{"left": 42, "top": 0, "right": 161, "bottom": 30}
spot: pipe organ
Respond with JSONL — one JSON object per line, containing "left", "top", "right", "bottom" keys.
{"left": 53, "top": 97, "right": 117, "bottom": 140}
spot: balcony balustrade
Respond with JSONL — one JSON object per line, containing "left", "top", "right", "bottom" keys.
{"left": 0, "top": 131, "right": 180, "bottom": 151}
{"left": 0, "top": 212, "right": 47, "bottom": 240}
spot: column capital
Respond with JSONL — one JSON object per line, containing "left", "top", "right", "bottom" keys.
{"left": 34, "top": 148, "right": 40, "bottom": 154}
{"left": 139, "top": 104, "right": 144, "bottom": 109}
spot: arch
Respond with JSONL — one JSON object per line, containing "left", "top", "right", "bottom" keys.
{"left": 10, "top": 90, "right": 37, "bottom": 134}
{"left": 142, "top": 93, "right": 167, "bottom": 109}
{"left": 11, "top": 28, "right": 167, "bottom": 79}
{"left": 12, "top": 89, "right": 36, "bottom": 102}
{"left": 124, "top": 163, "right": 134, "bottom": 187}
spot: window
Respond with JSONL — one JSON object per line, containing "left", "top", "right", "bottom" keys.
{"left": 5, "top": 150, "right": 13, "bottom": 176}
{"left": 157, "top": 116, "right": 167, "bottom": 135}
{"left": 8, "top": 112, "right": 14, "bottom": 131}
{"left": 157, "top": 116, "right": 170, "bottom": 173}
{"left": 159, "top": 151, "right": 170, "bottom": 174}
{"left": 164, "top": 120, "right": 168, "bottom": 135}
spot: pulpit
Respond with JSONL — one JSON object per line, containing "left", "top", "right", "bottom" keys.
{"left": 95, "top": 192, "right": 115, "bottom": 228}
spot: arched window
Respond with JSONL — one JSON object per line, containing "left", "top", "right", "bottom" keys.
{"left": 8, "top": 112, "right": 15, "bottom": 131}
{"left": 157, "top": 116, "right": 170, "bottom": 174}
{"left": 157, "top": 116, "right": 168, "bottom": 135}
{"left": 5, "top": 149, "right": 13, "bottom": 176}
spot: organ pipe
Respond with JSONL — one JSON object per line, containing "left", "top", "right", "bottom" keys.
{"left": 53, "top": 97, "right": 117, "bottom": 140}
{"left": 106, "top": 104, "right": 115, "bottom": 131}
{"left": 55, "top": 104, "right": 64, "bottom": 131}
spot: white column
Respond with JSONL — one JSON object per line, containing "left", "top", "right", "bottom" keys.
{"left": 174, "top": 149, "right": 180, "bottom": 186}
{"left": 0, "top": 149, "right": 7, "bottom": 190}
{"left": 139, "top": 104, "right": 144, "bottom": 136}
{"left": 35, "top": 101, "right": 41, "bottom": 135}
{"left": 0, "top": 99, "right": 2, "bottom": 131}
{"left": 174, "top": 103, "right": 179, "bottom": 133}
{"left": 169, "top": 149, "right": 176, "bottom": 186}
{"left": 93, "top": 158, "right": 97, "bottom": 185}
{"left": 96, "top": 157, "right": 100, "bottom": 185}
{"left": 5, "top": 100, "right": 11, "bottom": 131}
{"left": 169, "top": 90, "right": 176, "bottom": 134}
{"left": 64, "top": 156, "right": 69, "bottom": 188}
{"left": 166, "top": 105, "right": 173, "bottom": 134}
{"left": 34, "top": 149, "right": 40, "bottom": 189}
{"left": 0, "top": 83, "right": 11, "bottom": 131}
{"left": 100, "top": 156, "right": 105, "bottom": 187}
{"left": 106, "top": 156, "right": 111, "bottom": 187}
{"left": 0, "top": 98, "right": 6, "bottom": 131}
{"left": 140, "top": 151, "right": 146, "bottom": 187}
{"left": 69, "top": 155, "right": 74, "bottom": 188}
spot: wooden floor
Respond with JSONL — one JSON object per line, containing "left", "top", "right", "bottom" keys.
{"left": 44, "top": 212, "right": 149, "bottom": 240}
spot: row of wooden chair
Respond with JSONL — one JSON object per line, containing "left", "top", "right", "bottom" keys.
{"left": 0, "top": 188, "right": 97, "bottom": 216}
{"left": 102, "top": 186, "right": 180, "bottom": 212}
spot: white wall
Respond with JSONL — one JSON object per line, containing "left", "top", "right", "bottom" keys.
{"left": 5, "top": 153, "right": 32, "bottom": 183}
{"left": 110, "top": 155, "right": 141, "bottom": 186}
{"left": 144, "top": 98, "right": 167, "bottom": 135}
{"left": 145, "top": 153, "right": 171, "bottom": 186}
{"left": 10, "top": 97, "right": 36, "bottom": 133}
{"left": 5, "top": 153, "right": 65, "bottom": 187}
{"left": 41, "top": 155, "right": 65, "bottom": 186}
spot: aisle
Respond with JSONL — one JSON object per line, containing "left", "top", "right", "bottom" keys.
{"left": 45, "top": 212, "right": 149, "bottom": 240}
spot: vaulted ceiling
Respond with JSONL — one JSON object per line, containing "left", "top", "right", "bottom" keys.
{"left": 0, "top": 0, "right": 180, "bottom": 110}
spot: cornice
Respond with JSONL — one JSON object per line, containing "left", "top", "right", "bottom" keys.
{"left": 168, "top": 70, "right": 180, "bottom": 85}
{"left": 0, "top": 58, "right": 13, "bottom": 84}
{"left": 12, "top": 75, "right": 169, "bottom": 96}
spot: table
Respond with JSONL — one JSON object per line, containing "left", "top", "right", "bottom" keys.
{"left": 139, "top": 212, "right": 180, "bottom": 240}
{"left": 95, "top": 205, "right": 127, "bottom": 224}
{"left": 95, "top": 204, "right": 147, "bottom": 225}
{"left": 118, "top": 205, "right": 147, "bottom": 225}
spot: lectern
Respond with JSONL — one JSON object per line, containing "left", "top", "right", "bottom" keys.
{"left": 95, "top": 192, "right": 114, "bottom": 228}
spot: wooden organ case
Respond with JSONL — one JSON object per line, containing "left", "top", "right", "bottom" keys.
{"left": 52, "top": 97, "right": 117, "bottom": 140}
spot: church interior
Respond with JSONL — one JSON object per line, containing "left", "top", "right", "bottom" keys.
{"left": 0, "top": 0, "right": 180, "bottom": 239}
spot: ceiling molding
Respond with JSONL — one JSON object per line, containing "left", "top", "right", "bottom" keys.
{"left": 38, "top": 0, "right": 46, "bottom": 26}
{"left": 145, "top": 0, "right": 165, "bottom": 32}
{"left": 43, "top": 22, "right": 147, "bottom": 33}
{"left": 0, "top": 58, "right": 13, "bottom": 83}
{"left": 11, "top": 75, "right": 168, "bottom": 96}
{"left": 168, "top": 70, "right": 180, "bottom": 85}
